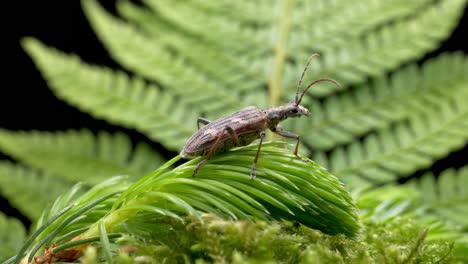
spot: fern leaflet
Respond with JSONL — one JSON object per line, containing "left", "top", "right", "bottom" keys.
{"left": 0, "top": 129, "right": 164, "bottom": 183}
{"left": 290, "top": 53, "right": 468, "bottom": 151}
{"left": 116, "top": 1, "right": 266, "bottom": 97}
{"left": 22, "top": 38, "right": 203, "bottom": 152}
{"left": 290, "top": 0, "right": 466, "bottom": 94}
{"left": 317, "top": 90, "right": 468, "bottom": 186}
{"left": 0, "top": 212, "right": 26, "bottom": 263}
{"left": 0, "top": 161, "right": 70, "bottom": 220}
{"left": 82, "top": 0, "right": 246, "bottom": 115}
{"left": 114, "top": 0, "right": 466, "bottom": 98}
{"left": 412, "top": 167, "right": 468, "bottom": 230}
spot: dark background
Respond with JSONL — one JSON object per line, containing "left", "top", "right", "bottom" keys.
{"left": 1, "top": 2, "right": 468, "bottom": 226}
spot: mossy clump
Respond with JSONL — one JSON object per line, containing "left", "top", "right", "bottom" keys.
{"left": 80, "top": 214, "right": 453, "bottom": 263}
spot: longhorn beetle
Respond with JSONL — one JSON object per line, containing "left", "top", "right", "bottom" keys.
{"left": 181, "top": 54, "right": 340, "bottom": 178}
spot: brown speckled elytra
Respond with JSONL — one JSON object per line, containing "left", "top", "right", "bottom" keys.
{"left": 181, "top": 54, "right": 340, "bottom": 178}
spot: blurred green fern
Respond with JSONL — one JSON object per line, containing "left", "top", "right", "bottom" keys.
{"left": 0, "top": 213, "right": 26, "bottom": 263}
{"left": 0, "top": 129, "right": 164, "bottom": 184}
{"left": 0, "top": 162, "right": 70, "bottom": 220}
{"left": 1, "top": 0, "right": 468, "bottom": 262}
{"left": 358, "top": 166, "right": 468, "bottom": 261}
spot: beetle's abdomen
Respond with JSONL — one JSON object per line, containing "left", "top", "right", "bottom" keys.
{"left": 182, "top": 131, "right": 260, "bottom": 158}
{"left": 181, "top": 107, "right": 267, "bottom": 158}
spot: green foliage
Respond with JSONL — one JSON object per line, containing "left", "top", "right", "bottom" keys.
{"left": 294, "top": 53, "right": 468, "bottom": 151}
{"left": 357, "top": 167, "right": 468, "bottom": 229}
{"left": 0, "top": 213, "right": 26, "bottom": 263}
{"left": 357, "top": 166, "right": 468, "bottom": 261}
{"left": 314, "top": 86, "right": 468, "bottom": 187}
{"left": 14, "top": 177, "right": 130, "bottom": 264}
{"left": 82, "top": 216, "right": 452, "bottom": 263}
{"left": 412, "top": 168, "right": 468, "bottom": 261}
{"left": 21, "top": 1, "right": 468, "bottom": 176}
{"left": 0, "top": 161, "right": 70, "bottom": 220}
{"left": 14, "top": 145, "right": 359, "bottom": 262}
{"left": 85, "top": 0, "right": 466, "bottom": 99}
{"left": 289, "top": 0, "right": 466, "bottom": 92}
{"left": 0, "top": 129, "right": 164, "bottom": 184}
{"left": 4, "top": 0, "right": 468, "bottom": 262}
{"left": 413, "top": 167, "right": 468, "bottom": 230}
{"left": 84, "top": 0, "right": 250, "bottom": 113}
{"left": 21, "top": 39, "right": 199, "bottom": 151}
{"left": 107, "top": 143, "right": 359, "bottom": 237}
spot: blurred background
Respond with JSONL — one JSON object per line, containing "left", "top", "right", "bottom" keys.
{"left": 1, "top": 1, "right": 468, "bottom": 227}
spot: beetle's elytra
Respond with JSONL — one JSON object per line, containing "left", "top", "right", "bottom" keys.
{"left": 181, "top": 54, "right": 340, "bottom": 178}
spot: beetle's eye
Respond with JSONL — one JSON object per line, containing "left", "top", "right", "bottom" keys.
{"left": 291, "top": 109, "right": 298, "bottom": 114}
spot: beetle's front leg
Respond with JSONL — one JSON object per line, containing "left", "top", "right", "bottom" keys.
{"left": 250, "top": 131, "right": 266, "bottom": 179}
{"left": 193, "top": 126, "right": 239, "bottom": 176}
{"left": 197, "top": 117, "right": 211, "bottom": 130}
{"left": 274, "top": 125, "right": 288, "bottom": 147}
{"left": 272, "top": 126, "right": 309, "bottom": 162}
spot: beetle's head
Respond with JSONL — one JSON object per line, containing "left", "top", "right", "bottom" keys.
{"left": 283, "top": 102, "right": 310, "bottom": 118}
{"left": 267, "top": 54, "right": 340, "bottom": 124}
{"left": 266, "top": 102, "right": 310, "bottom": 123}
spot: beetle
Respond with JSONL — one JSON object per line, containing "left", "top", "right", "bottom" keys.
{"left": 181, "top": 54, "right": 340, "bottom": 178}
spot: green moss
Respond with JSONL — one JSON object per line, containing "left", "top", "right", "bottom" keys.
{"left": 81, "top": 215, "right": 453, "bottom": 263}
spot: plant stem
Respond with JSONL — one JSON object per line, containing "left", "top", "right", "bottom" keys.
{"left": 269, "top": 0, "right": 294, "bottom": 107}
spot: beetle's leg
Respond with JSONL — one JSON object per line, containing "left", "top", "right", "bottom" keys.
{"left": 250, "top": 131, "right": 266, "bottom": 179}
{"left": 197, "top": 117, "right": 211, "bottom": 130}
{"left": 273, "top": 129, "right": 309, "bottom": 162}
{"left": 274, "top": 125, "right": 288, "bottom": 147}
{"left": 193, "top": 126, "right": 238, "bottom": 176}
{"left": 192, "top": 159, "right": 208, "bottom": 177}
{"left": 225, "top": 126, "right": 240, "bottom": 146}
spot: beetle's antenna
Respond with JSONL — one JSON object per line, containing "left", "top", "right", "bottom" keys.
{"left": 296, "top": 78, "right": 341, "bottom": 105}
{"left": 295, "top": 53, "right": 320, "bottom": 104}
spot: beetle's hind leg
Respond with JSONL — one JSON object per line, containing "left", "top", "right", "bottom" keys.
{"left": 192, "top": 126, "right": 240, "bottom": 176}
{"left": 192, "top": 159, "right": 208, "bottom": 176}
{"left": 250, "top": 131, "right": 266, "bottom": 179}
{"left": 197, "top": 117, "right": 211, "bottom": 130}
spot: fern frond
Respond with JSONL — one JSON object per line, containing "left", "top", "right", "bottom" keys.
{"left": 82, "top": 0, "right": 248, "bottom": 115}
{"left": 114, "top": 0, "right": 465, "bottom": 98}
{"left": 0, "top": 129, "right": 164, "bottom": 183}
{"left": 115, "top": 1, "right": 266, "bottom": 97}
{"left": 17, "top": 143, "right": 359, "bottom": 263}
{"left": 317, "top": 92, "right": 468, "bottom": 186}
{"left": 22, "top": 0, "right": 466, "bottom": 152}
{"left": 179, "top": 0, "right": 437, "bottom": 50}
{"left": 0, "top": 161, "right": 69, "bottom": 220}
{"left": 292, "top": 0, "right": 433, "bottom": 42}
{"left": 0, "top": 212, "right": 26, "bottom": 263}
{"left": 177, "top": 0, "right": 273, "bottom": 29}
{"left": 291, "top": 53, "right": 468, "bottom": 151}
{"left": 289, "top": 0, "right": 467, "bottom": 94}
{"left": 141, "top": 0, "right": 267, "bottom": 54}
{"left": 22, "top": 38, "right": 201, "bottom": 151}
{"left": 412, "top": 167, "right": 468, "bottom": 229}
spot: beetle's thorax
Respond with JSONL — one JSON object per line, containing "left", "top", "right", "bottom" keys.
{"left": 264, "top": 102, "right": 310, "bottom": 128}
